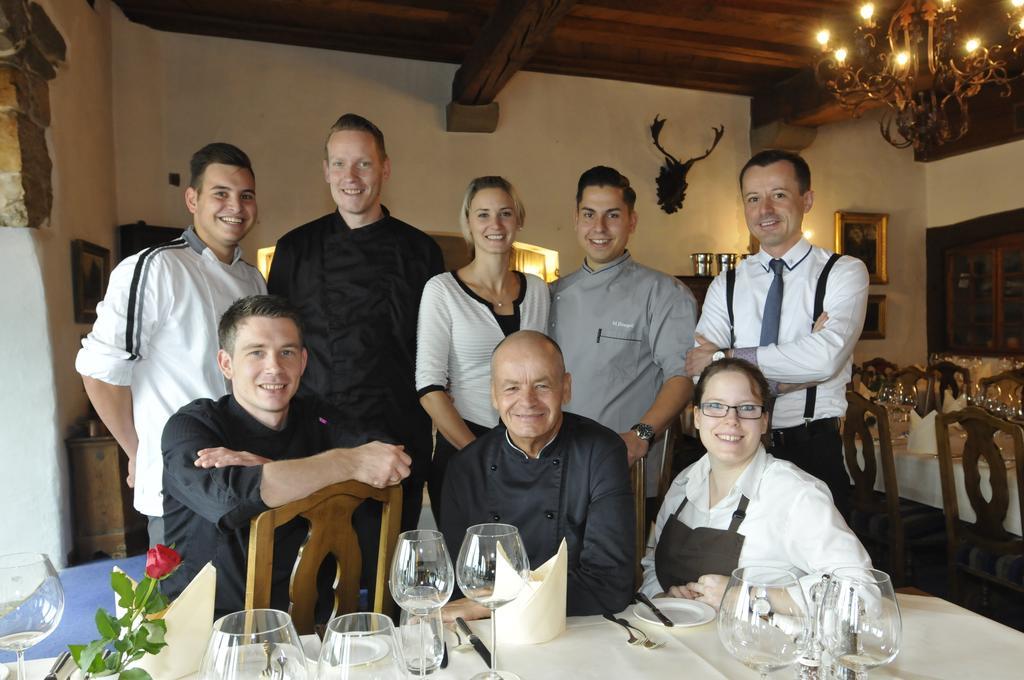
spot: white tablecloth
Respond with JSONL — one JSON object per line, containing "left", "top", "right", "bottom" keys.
{"left": 10, "top": 595, "right": 1024, "bottom": 679}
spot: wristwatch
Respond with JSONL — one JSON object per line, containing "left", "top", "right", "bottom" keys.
{"left": 711, "top": 350, "right": 726, "bottom": 362}
{"left": 631, "top": 422, "right": 655, "bottom": 444}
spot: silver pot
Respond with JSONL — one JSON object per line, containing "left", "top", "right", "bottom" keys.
{"left": 691, "top": 252, "right": 714, "bottom": 277}
{"left": 716, "top": 252, "right": 738, "bottom": 274}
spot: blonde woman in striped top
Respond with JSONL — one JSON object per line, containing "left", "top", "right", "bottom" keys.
{"left": 416, "top": 176, "right": 550, "bottom": 522}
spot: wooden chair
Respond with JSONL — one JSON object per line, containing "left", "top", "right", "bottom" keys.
{"left": 861, "top": 357, "right": 898, "bottom": 384}
{"left": 891, "top": 366, "right": 931, "bottom": 416}
{"left": 654, "top": 416, "right": 683, "bottom": 514}
{"left": 977, "top": 369, "right": 1024, "bottom": 416}
{"left": 935, "top": 407, "right": 1024, "bottom": 606}
{"left": 842, "top": 392, "right": 945, "bottom": 586}
{"left": 244, "top": 481, "right": 403, "bottom": 634}
{"left": 927, "top": 361, "right": 971, "bottom": 403}
{"left": 631, "top": 457, "right": 646, "bottom": 589}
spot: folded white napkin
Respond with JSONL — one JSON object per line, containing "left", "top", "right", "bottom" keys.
{"left": 942, "top": 389, "right": 967, "bottom": 413}
{"left": 114, "top": 562, "right": 217, "bottom": 679}
{"left": 908, "top": 410, "right": 939, "bottom": 455}
{"left": 496, "top": 539, "right": 567, "bottom": 645}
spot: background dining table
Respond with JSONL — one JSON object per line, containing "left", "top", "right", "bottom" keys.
{"left": 8, "top": 593, "right": 1024, "bottom": 679}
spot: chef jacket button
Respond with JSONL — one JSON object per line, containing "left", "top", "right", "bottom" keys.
{"left": 490, "top": 464, "right": 498, "bottom": 472}
{"left": 545, "top": 511, "right": 555, "bottom": 520}
{"left": 552, "top": 459, "right": 560, "bottom": 467}
{"left": 491, "top": 513, "right": 500, "bottom": 521}
{"left": 555, "top": 295, "right": 560, "bottom": 300}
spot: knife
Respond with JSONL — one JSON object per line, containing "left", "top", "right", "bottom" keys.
{"left": 440, "top": 639, "right": 449, "bottom": 669}
{"left": 635, "top": 592, "right": 675, "bottom": 627}
{"left": 44, "top": 651, "right": 71, "bottom": 680}
{"left": 455, "top": 617, "right": 492, "bottom": 667}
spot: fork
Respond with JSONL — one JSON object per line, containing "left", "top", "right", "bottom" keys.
{"left": 603, "top": 614, "right": 643, "bottom": 646}
{"left": 604, "top": 614, "right": 664, "bottom": 649}
{"left": 259, "top": 641, "right": 276, "bottom": 678}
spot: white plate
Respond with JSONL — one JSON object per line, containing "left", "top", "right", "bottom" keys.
{"left": 632, "top": 598, "right": 716, "bottom": 627}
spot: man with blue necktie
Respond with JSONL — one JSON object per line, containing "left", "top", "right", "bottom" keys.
{"left": 685, "top": 150, "right": 869, "bottom": 517}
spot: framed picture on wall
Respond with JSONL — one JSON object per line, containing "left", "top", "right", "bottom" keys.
{"left": 835, "top": 211, "right": 888, "bottom": 284}
{"left": 861, "top": 294, "right": 886, "bottom": 339}
{"left": 71, "top": 239, "right": 111, "bottom": 324}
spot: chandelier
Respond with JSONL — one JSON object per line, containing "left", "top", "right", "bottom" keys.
{"left": 814, "top": 1, "right": 1024, "bottom": 154}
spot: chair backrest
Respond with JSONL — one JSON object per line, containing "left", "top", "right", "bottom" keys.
{"left": 843, "top": 391, "right": 901, "bottom": 517}
{"left": 892, "top": 366, "right": 931, "bottom": 416}
{"left": 631, "top": 457, "right": 646, "bottom": 589}
{"left": 927, "top": 361, "right": 971, "bottom": 402}
{"left": 935, "top": 407, "right": 1024, "bottom": 553}
{"left": 244, "top": 481, "right": 403, "bottom": 634}
{"left": 977, "top": 369, "right": 1024, "bottom": 414}
{"left": 654, "top": 417, "right": 682, "bottom": 512}
{"left": 861, "top": 357, "right": 898, "bottom": 381}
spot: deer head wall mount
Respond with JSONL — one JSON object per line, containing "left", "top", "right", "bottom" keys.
{"left": 650, "top": 116, "right": 724, "bottom": 214}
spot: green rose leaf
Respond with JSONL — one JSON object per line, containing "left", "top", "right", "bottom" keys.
{"left": 134, "top": 623, "right": 165, "bottom": 655}
{"left": 78, "top": 639, "right": 108, "bottom": 674}
{"left": 143, "top": 621, "right": 167, "bottom": 647}
{"left": 95, "top": 608, "right": 120, "bottom": 639}
{"left": 67, "top": 643, "right": 86, "bottom": 665}
{"left": 110, "top": 570, "right": 135, "bottom": 605}
{"left": 118, "top": 669, "right": 154, "bottom": 680}
{"left": 144, "top": 591, "right": 169, "bottom": 615}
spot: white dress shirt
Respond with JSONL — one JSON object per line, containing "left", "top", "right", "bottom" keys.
{"left": 694, "top": 238, "right": 869, "bottom": 428}
{"left": 640, "top": 446, "right": 871, "bottom": 597}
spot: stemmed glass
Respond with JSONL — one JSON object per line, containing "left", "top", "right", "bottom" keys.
{"left": 455, "top": 524, "right": 530, "bottom": 680}
{"left": 717, "top": 565, "right": 810, "bottom": 680}
{"left": 389, "top": 529, "right": 454, "bottom": 676}
{"left": 317, "top": 613, "right": 406, "bottom": 680}
{"left": 0, "top": 553, "right": 64, "bottom": 680}
{"left": 199, "top": 609, "right": 308, "bottom": 679}
{"left": 819, "top": 567, "right": 901, "bottom": 679}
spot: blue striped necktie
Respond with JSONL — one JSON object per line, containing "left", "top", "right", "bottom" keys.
{"left": 760, "top": 258, "right": 785, "bottom": 346}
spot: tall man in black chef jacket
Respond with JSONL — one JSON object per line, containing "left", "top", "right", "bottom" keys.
{"left": 440, "top": 331, "right": 635, "bottom": 619}
{"left": 268, "top": 114, "right": 445, "bottom": 540}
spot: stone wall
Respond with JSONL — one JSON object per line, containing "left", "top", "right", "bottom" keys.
{"left": 0, "top": 0, "right": 65, "bottom": 228}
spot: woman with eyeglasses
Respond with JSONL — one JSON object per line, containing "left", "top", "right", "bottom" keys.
{"left": 638, "top": 357, "right": 869, "bottom": 609}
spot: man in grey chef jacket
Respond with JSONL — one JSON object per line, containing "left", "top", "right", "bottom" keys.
{"left": 549, "top": 166, "right": 697, "bottom": 519}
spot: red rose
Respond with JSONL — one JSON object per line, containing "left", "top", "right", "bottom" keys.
{"left": 145, "top": 544, "right": 182, "bottom": 580}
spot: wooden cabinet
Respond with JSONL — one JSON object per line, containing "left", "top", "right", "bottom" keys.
{"left": 67, "top": 436, "right": 147, "bottom": 561}
{"left": 945, "top": 233, "right": 1024, "bottom": 354}
{"left": 676, "top": 275, "right": 713, "bottom": 313}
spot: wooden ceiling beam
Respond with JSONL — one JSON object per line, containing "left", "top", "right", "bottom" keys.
{"left": 750, "top": 67, "right": 863, "bottom": 129}
{"left": 554, "top": 17, "right": 811, "bottom": 69}
{"left": 115, "top": 6, "right": 471, "bottom": 64}
{"left": 451, "top": 0, "right": 578, "bottom": 106}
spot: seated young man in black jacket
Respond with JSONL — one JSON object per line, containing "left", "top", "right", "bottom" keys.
{"left": 161, "top": 295, "right": 411, "bottom": 617}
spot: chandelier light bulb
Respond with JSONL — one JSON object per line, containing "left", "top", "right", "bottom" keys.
{"left": 1012, "top": 0, "right": 1024, "bottom": 8}
{"left": 895, "top": 51, "right": 910, "bottom": 66}
{"left": 835, "top": 47, "right": 849, "bottom": 63}
{"left": 817, "top": 29, "right": 831, "bottom": 47}
{"left": 860, "top": 3, "right": 875, "bottom": 21}
{"left": 964, "top": 38, "right": 981, "bottom": 52}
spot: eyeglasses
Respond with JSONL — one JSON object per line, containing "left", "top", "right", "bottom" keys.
{"left": 699, "top": 402, "right": 765, "bottom": 419}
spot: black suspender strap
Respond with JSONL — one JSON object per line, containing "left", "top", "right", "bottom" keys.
{"left": 728, "top": 495, "right": 751, "bottom": 531}
{"left": 803, "top": 253, "right": 843, "bottom": 421}
{"left": 726, "top": 268, "right": 737, "bottom": 348}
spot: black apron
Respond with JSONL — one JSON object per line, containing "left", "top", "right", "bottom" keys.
{"left": 654, "top": 494, "right": 750, "bottom": 588}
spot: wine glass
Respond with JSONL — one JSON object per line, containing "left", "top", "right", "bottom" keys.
{"left": 0, "top": 553, "right": 64, "bottom": 680}
{"left": 317, "top": 613, "right": 405, "bottom": 680}
{"left": 717, "top": 565, "right": 809, "bottom": 680}
{"left": 199, "top": 609, "right": 308, "bottom": 679}
{"left": 819, "top": 567, "right": 901, "bottom": 679}
{"left": 389, "top": 529, "right": 454, "bottom": 676}
{"left": 455, "top": 523, "right": 530, "bottom": 680}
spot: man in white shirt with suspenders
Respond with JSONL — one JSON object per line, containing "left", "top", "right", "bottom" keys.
{"left": 686, "top": 149, "right": 868, "bottom": 517}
